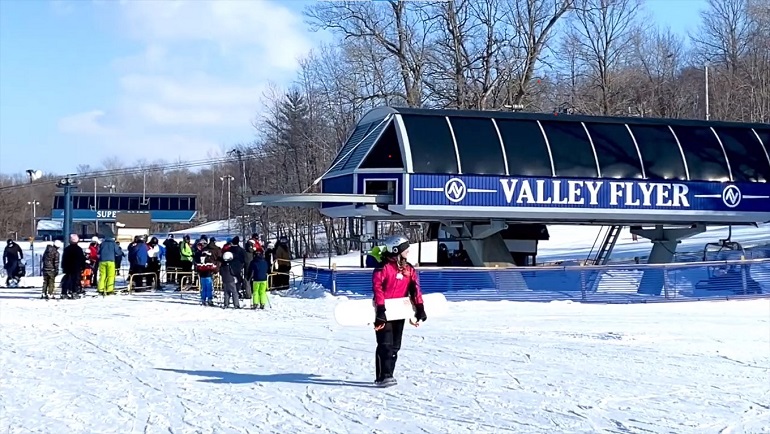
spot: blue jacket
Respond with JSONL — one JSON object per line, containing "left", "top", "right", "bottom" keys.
{"left": 128, "top": 242, "right": 148, "bottom": 267}
{"left": 249, "top": 257, "right": 269, "bottom": 282}
{"left": 98, "top": 239, "right": 122, "bottom": 262}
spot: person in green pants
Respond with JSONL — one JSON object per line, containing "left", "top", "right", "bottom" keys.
{"left": 248, "top": 250, "right": 269, "bottom": 309}
{"left": 97, "top": 235, "right": 122, "bottom": 294}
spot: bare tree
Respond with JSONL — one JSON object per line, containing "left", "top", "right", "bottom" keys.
{"left": 305, "top": 0, "right": 436, "bottom": 106}
{"left": 564, "top": 0, "right": 642, "bottom": 115}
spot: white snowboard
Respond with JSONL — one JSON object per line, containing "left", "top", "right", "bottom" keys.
{"left": 334, "top": 292, "right": 449, "bottom": 327}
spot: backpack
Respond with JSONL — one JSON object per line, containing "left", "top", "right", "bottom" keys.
{"left": 14, "top": 260, "right": 26, "bottom": 278}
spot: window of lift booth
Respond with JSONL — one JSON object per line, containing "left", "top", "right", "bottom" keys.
{"left": 714, "top": 127, "right": 770, "bottom": 182}
{"left": 53, "top": 196, "right": 63, "bottom": 209}
{"left": 583, "top": 122, "right": 645, "bottom": 179}
{"left": 627, "top": 124, "right": 688, "bottom": 180}
{"left": 359, "top": 123, "right": 404, "bottom": 169}
{"left": 327, "top": 121, "right": 375, "bottom": 173}
{"left": 752, "top": 127, "right": 770, "bottom": 180}
{"left": 449, "top": 117, "right": 507, "bottom": 175}
{"left": 341, "top": 119, "right": 391, "bottom": 171}
{"left": 539, "top": 120, "right": 599, "bottom": 178}
{"left": 363, "top": 179, "right": 397, "bottom": 196}
{"left": 669, "top": 125, "right": 731, "bottom": 181}
{"left": 401, "top": 114, "right": 460, "bottom": 174}
{"left": 495, "top": 119, "right": 553, "bottom": 177}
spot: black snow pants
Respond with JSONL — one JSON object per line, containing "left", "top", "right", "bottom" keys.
{"left": 375, "top": 319, "right": 405, "bottom": 381}
{"left": 61, "top": 272, "right": 81, "bottom": 296}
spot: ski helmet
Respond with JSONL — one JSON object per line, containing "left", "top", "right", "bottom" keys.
{"left": 223, "top": 251, "right": 233, "bottom": 262}
{"left": 383, "top": 235, "right": 410, "bottom": 255}
{"left": 54, "top": 240, "right": 63, "bottom": 249}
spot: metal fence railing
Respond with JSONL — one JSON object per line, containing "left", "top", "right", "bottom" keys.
{"left": 303, "top": 258, "right": 770, "bottom": 303}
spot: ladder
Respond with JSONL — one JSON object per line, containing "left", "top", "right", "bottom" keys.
{"left": 587, "top": 225, "right": 623, "bottom": 265}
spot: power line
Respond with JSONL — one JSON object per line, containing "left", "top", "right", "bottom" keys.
{"left": 0, "top": 152, "right": 268, "bottom": 193}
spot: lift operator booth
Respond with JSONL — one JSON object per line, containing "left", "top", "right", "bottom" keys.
{"left": 250, "top": 106, "right": 770, "bottom": 296}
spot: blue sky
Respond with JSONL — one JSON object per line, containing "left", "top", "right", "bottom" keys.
{"left": 0, "top": 0, "right": 707, "bottom": 176}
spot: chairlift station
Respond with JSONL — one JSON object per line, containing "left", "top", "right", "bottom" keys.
{"left": 250, "top": 106, "right": 770, "bottom": 271}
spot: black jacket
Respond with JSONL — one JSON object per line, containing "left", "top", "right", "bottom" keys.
{"left": 3, "top": 242, "right": 23, "bottom": 267}
{"left": 163, "top": 238, "right": 180, "bottom": 265}
{"left": 61, "top": 243, "right": 86, "bottom": 274}
{"left": 227, "top": 245, "right": 246, "bottom": 274}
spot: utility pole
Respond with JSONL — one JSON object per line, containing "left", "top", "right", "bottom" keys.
{"left": 228, "top": 148, "right": 250, "bottom": 241}
{"left": 220, "top": 175, "right": 234, "bottom": 233}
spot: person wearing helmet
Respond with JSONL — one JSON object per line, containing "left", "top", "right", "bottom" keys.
{"left": 365, "top": 245, "right": 383, "bottom": 268}
{"left": 195, "top": 248, "right": 218, "bottom": 306}
{"left": 220, "top": 250, "right": 241, "bottom": 308}
{"left": 372, "top": 235, "right": 427, "bottom": 387}
{"left": 41, "top": 240, "right": 62, "bottom": 299}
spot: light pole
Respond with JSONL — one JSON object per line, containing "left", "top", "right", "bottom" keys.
{"left": 56, "top": 175, "right": 79, "bottom": 246}
{"left": 27, "top": 201, "right": 40, "bottom": 238}
{"left": 104, "top": 184, "right": 116, "bottom": 193}
{"left": 25, "top": 169, "right": 42, "bottom": 275}
{"left": 704, "top": 64, "right": 710, "bottom": 121}
{"left": 220, "top": 175, "right": 234, "bottom": 232}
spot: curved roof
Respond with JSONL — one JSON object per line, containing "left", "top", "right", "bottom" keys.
{"left": 322, "top": 106, "right": 770, "bottom": 182}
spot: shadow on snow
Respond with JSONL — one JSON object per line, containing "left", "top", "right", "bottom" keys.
{"left": 156, "top": 368, "right": 376, "bottom": 387}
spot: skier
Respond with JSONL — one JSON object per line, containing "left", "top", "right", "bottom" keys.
{"left": 226, "top": 236, "right": 247, "bottom": 299}
{"left": 365, "top": 245, "right": 383, "bottom": 268}
{"left": 195, "top": 247, "right": 217, "bottom": 306}
{"left": 220, "top": 251, "right": 241, "bottom": 309}
{"left": 3, "top": 239, "right": 23, "bottom": 287}
{"left": 41, "top": 241, "right": 61, "bottom": 299}
{"left": 371, "top": 235, "right": 427, "bottom": 387}
{"left": 163, "top": 235, "right": 180, "bottom": 284}
{"left": 179, "top": 235, "right": 194, "bottom": 284}
{"left": 249, "top": 250, "right": 269, "bottom": 310}
{"left": 146, "top": 237, "right": 161, "bottom": 289}
{"left": 61, "top": 234, "right": 85, "bottom": 299}
{"left": 97, "top": 235, "right": 122, "bottom": 295}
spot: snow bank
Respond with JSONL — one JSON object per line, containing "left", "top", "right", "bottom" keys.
{"left": 279, "top": 282, "right": 329, "bottom": 299}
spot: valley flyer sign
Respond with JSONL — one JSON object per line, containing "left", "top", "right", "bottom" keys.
{"left": 409, "top": 174, "right": 770, "bottom": 212}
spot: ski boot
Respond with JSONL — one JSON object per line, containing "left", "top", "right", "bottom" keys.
{"left": 375, "top": 376, "right": 397, "bottom": 387}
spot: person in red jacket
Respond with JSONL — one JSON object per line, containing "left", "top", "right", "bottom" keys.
{"left": 371, "top": 235, "right": 427, "bottom": 387}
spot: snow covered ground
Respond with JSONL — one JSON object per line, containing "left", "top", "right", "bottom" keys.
{"left": 1, "top": 284, "right": 768, "bottom": 434}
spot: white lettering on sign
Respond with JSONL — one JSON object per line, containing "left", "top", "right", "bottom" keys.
{"left": 95, "top": 210, "right": 118, "bottom": 218}
{"left": 499, "top": 179, "right": 690, "bottom": 208}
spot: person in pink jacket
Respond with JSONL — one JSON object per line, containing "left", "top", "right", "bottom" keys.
{"left": 371, "top": 235, "right": 427, "bottom": 387}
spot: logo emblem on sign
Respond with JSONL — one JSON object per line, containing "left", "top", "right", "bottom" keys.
{"left": 444, "top": 178, "right": 467, "bottom": 202}
{"left": 722, "top": 185, "right": 742, "bottom": 208}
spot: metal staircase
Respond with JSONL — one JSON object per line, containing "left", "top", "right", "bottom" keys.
{"left": 587, "top": 226, "right": 623, "bottom": 266}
